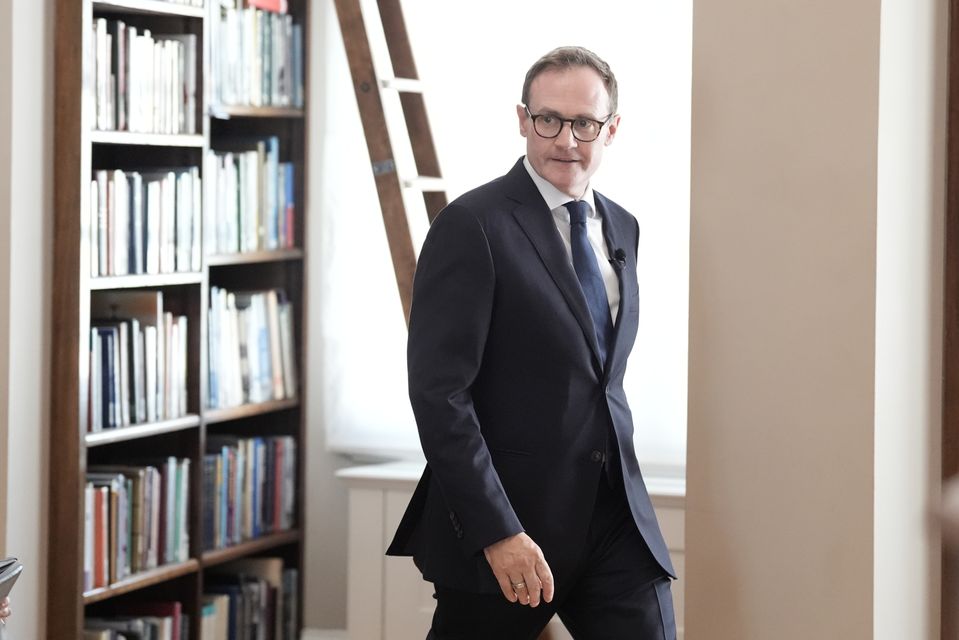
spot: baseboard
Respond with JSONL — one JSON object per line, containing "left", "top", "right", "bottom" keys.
{"left": 300, "top": 629, "right": 349, "bottom": 640}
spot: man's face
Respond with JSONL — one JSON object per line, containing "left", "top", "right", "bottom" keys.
{"left": 518, "top": 65, "right": 620, "bottom": 199}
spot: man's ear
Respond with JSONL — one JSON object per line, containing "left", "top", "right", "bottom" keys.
{"left": 604, "top": 114, "right": 621, "bottom": 146}
{"left": 517, "top": 104, "right": 529, "bottom": 138}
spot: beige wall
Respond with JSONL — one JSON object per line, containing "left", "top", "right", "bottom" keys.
{"left": 687, "top": 0, "right": 943, "bottom": 637}
{"left": 0, "top": 0, "right": 52, "bottom": 638}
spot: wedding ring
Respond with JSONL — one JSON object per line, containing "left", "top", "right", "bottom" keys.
{"left": 511, "top": 581, "right": 526, "bottom": 590}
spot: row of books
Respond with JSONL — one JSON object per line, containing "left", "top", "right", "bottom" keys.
{"left": 91, "top": 168, "right": 202, "bottom": 278}
{"left": 206, "top": 139, "right": 296, "bottom": 255}
{"left": 93, "top": 19, "right": 197, "bottom": 134}
{"left": 84, "top": 601, "right": 188, "bottom": 640}
{"left": 211, "top": 7, "right": 304, "bottom": 109}
{"left": 208, "top": 287, "right": 297, "bottom": 409}
{"left": 85, "top": 458, "right": 191, "bottom": 591}
{"left": 203, "top": 435, "right": 296, "bottom": 551}
{"left": 204, "top": 558, "right": 299, "bottom": 640}
{"left": 90, "top": 291, "right": 189, "bottom": 431}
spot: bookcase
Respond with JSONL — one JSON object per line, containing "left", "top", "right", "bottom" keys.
{"left": 48, "top": 0, "right": 309, "bottom": 638}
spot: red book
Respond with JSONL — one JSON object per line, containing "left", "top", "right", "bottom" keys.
{"left": 246, "top": 0, "right": 287, "bottom": 13}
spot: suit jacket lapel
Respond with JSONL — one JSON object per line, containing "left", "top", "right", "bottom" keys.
{"left": 596, "top": 192, "right": 632, "bottom": 380}
{"left": 505, "top": 161, "right": 605, "bottom": 373}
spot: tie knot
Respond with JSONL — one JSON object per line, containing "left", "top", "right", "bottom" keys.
{"left": 564, "top": 200, "right": 590, "bottom": 226}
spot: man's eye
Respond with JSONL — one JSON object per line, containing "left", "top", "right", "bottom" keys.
{"left": 539, "top": 115, "right": 556, "bottom": 124}
{"left": 575, "top": 119, "right": 592, "bottom": 129}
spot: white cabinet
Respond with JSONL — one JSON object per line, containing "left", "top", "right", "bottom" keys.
{"left": 338, "top": 462, "right": 685, "bottom": 640}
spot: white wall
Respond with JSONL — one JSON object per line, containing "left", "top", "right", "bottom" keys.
{"left": 0, "top": 0, "right": 52, "bottom": 638}
{"left": 316, "top": 0, "right": 692, "bottom": 469}
{"left": 873, "top": 0, "right": 946, "bottom": 636}
{"left": 0, "top": 0, "right": 13, "bottom": 561}
{"left": 304, "top": 2, "right": 692, "bottom": 629}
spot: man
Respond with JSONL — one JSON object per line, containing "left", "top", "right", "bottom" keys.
{"left": 387, "top": 46, "right": 676, "bottom": 639}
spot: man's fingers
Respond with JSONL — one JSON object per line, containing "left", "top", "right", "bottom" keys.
{"left": 537, "top": 557, "right": 555, "bottom": 603}
{"left": 522, "top": 572, "right": 542, "bottom": 607}
{"left": 494, "top": 572, "right": 519, "bottom": 603}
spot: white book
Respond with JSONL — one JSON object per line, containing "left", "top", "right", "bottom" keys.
{"left": 95, "top": 19, "right": 108, "bottom": 130}
{"left": 144, "top": 325, "right": 158, "bottom": 423}
{"left": 130, "top": 318, "right": 145, "bottom": 423}
{"left": 156, "top": 34, "right": 197, "bottom": 134}
{"left": 163, "top": 312, "right": 174, "bottom": 420}
{"left": 95, "top": 171, "right": 109, "bottom": 276}
{"left": 177, "top": 315, "right": 188, "bottom": 416}
{"left": 158, "top": 171, "right": 176, "bottom": 272}
{"left": 111, "top": 170, "right": 129, "bottom": 276}
{"left": 227, "top": 292, "right": 243, "bottom": 406}
{"left": 130, "top": 171, "right": 144, "bottom": 274}
{"left": 169, "top": 315, "right": 180, "bottom": 420}
{"left": 225, "top": 153, "right": 239, "bottom": 252}
{"left": 278, "top": 301, "right": 296, "bottom": 399}
{"left": 163, "top": 456, "right": 176, "bottom": 564}
{"left": 178, "top": 458, "right": 190, "bottom": 561}
{"left": 84, "top": 482, "right": 94, "bottom": 591}
{"left": 145, "top": 179, "right": 161, "bottom": 274}
{"left": 266, "top": 290, "right": 284, "bottom": 399}
{"left": 90, "top": 329, "right": 102, "bottom": 432}
{"left": 191, "top": 167, "right": 202, "bottom": 271}
{"left": 175, "top": 171, "right": 192, "bottom": 272}
{"left": 208, "top": 288, "right": 219, "bottom": 408}
{"left": 89, "top": 179, "right": 100, "bottom": 277}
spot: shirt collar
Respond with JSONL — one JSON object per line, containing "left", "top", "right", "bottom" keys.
{"left": 523, "top": 156, "right": 598, "bottom": 218}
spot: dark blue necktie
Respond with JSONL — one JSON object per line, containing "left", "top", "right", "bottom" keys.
{"left": 565, "top": 200, "right": 613, "bottom": 365}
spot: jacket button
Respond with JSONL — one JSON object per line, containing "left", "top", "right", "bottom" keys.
{"left": 590, "top": 450, "right": 604, "bottom": 463}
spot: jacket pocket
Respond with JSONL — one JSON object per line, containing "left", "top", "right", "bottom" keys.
{"left": 489, "top": 447, "right": 532, "bottom": 458}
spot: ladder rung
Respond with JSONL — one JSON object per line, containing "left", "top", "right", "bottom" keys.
{"left": 403, "top": 176, "right": 446, "bottom": 192}
{"left": 380, "top": 77, "right": 424, "bottom": 93}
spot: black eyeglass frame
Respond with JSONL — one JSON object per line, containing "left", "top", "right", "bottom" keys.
{"left": 522, "top": 105, "right": 614, "bottom": 143}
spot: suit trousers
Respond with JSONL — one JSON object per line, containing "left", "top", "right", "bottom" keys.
{"left": 427, "top": 475, "right": 676, "bottom": 640}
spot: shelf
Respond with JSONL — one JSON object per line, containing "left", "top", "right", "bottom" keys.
{"left": 207, "top": 249, "right": 304, "bottom": 267}
{"left": 93, "top": 0, "right": 205, "bottom": 18}
{"left": 204, "top": 397, "right": 300, "bottom": 425}
{"left": 89, "top": 272, "right": 203, "bottom": 290}
{"left": 209, "top": 105, "right": 305, "bottom": 120}
{"left": 83, "top": 559, "right": 200, "bottom": 605}
{"left": 201, "top": 529, "right": 301, "bottom": 568}
{"left": 90, "top": 130, "right": 205, "bottom": 148}
{"left": 86, "top": 415, "right": 201, "bottom": 447}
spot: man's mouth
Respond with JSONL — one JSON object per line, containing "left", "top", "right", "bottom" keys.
{"left": 552, "top": 158, "right": 579, "bottom": 164}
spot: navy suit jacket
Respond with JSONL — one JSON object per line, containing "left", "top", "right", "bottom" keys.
{"left": 386, "top": 158, "right": 675, "bottom": 593}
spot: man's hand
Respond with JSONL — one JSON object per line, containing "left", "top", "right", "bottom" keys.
{"left": 483, "top": 532, "right": 554, "bottom": 607}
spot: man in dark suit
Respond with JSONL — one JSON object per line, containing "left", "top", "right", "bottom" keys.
{"left": 387, "top": 46, "right": 676, "bottom": 639}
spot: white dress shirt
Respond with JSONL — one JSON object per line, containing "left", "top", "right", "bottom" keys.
{"left": 522, "top": 157, "right": 620, "bottom": 323}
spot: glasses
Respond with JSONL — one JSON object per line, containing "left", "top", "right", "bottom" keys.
{"left": 523, "top": 105, "right": 613, "bottom": 143}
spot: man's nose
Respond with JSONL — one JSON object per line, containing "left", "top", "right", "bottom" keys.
{"left": 553, "top": 122, "right": 577, "bottom": 148}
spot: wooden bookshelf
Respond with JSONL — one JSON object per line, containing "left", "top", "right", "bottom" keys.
{"left": 48, "top": 0, "right": 310, "bottom": 638}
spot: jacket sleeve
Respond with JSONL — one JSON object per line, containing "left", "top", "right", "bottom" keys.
{"left": 407, "top": 204, "right": 523, "bottom": 556}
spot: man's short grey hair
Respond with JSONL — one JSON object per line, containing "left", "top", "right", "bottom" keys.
{"left": 521, "top": 46, "right": 618, "bottom": 115}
